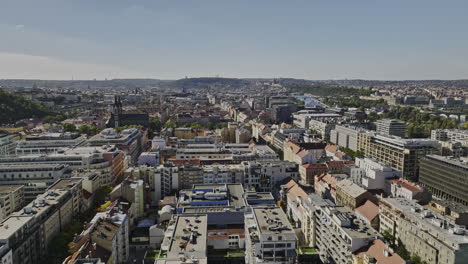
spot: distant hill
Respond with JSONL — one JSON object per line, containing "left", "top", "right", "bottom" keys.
{"left": 0, "top": 90, "right": 49, "bottom": 124}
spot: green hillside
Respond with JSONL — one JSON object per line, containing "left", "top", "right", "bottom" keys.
{"left": 0, "top": 90, "right": 50, "bottom": 124}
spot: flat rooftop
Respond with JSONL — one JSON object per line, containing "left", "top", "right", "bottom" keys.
{"left": 178, "top": 184, "right": 246, "bottom": 209}
{"left": 244, "top": 192, "right": 275, "bottom": 200}
{"left": 426, "top": 154, "right": 468, "bottom": 169}
{"left": 334, "top": 207, "right": 379, "bottom": 239}
{"left": 48, "top": 178, "right": 82, "bottom": 190}
{"left": 169, "top": 215, "right": 207, "bottom": 254}
{"left": 253, "top": 207, "right": 294, "bottom": 235}
{"left": 384, "top": 197, "right": 468, "bottom": 244}
{"left": 0, "top": 185, "right": 23, "bottom": 194}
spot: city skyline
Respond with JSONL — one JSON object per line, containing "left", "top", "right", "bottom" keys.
{"left": 1, "top": 0, "right": 468, "bottom": 80}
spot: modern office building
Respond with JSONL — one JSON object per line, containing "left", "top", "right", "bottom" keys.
{"left": 376, "top": 119, "right": 406, "bottom": 137}
{"left": 357, "top": 133, "right": 438, "bottom": 180}
{"left": 0, "top": 145, "right": 126, "bottom": 188}
{"left": 15, "top": 132, "right": 86, "bottom": 155}
{"left": 330, "top": 125, "right": 368, "bottom": 152}
{"left": 157, "top": 214, "right": 208, "bottom": 264}
{"left": 379, "top": 198, "right": 468, "bottom": 264}
{"left": 0, "top": 163, "right": 70, "bottom": 201}
{"left": 176, "top": 184, "right": 247, "bottom": 227}
{"left": 244, "top": 206, "right": 297, "bottom": 264}
{"left": 87, "top": 127, "right": 144, "bottom": 165}
{"left": 0, "top": 134, "right": 16, "bottom": 156}
{"left": 419, "top": 155, "right": 468, "bottom": 205}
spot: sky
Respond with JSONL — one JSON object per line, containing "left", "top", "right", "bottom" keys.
{"left": 0, "top": 0, "right": 467, "bottom": 80}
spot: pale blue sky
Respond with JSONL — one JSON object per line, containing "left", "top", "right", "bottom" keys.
{"left": 0, "top": 0, "right": 467, "bottom": 80}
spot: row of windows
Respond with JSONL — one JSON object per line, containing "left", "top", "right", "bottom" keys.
{"left": 2, "top": 173, "right": 53, "bottom": 178}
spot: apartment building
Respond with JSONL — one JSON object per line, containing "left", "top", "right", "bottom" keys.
{"left": 283, "top": 141, "right": 326, "bottom": 165}
{"left": 245, "top": 207, "right": 297, "bottom": 264}
{"left": 177, "top": 164, "right": 204, "bottom": 189}
{"left": 202, "top": 164, "right": 244, "bottom": 185}
{"left": 0, "top": 179, "right": 83, "bottom": 264}
{"left": 307, "top": 119, "right": 336, "bottom": 140}
{"left": 64, "top": 200, "right": 130, "bottom": 264}
{"left": 389, "top": 178, "right": 431, "bottom": 203}
{"left": 304, "top": 194, "right": 380, "bottom": 264}
{"left": 314, "top": 173, "right": 347, "bottom": 204}
{"left": 431, "top": 129, "right": 468, "bottom": 142}
{"left": 154, "top": 164, "right": 179, "bottom": 202}
{"left": 352, "top": 239, "right": 405, "bottom": 264}
{"left": 0, "top": 185, "right": 24, "bottom": 221}
{"left": 419, "top": 155, "right": 468, "bottom": 205}
{"left": 357, "top": 133, "right": 438, "bottom": 180}
{"left": 124, "top": 165, "right": 154, "bottom": 205}
{"left": 336, "top": 179, "right": 377, "bottom": 209}
{"left": 376, "top": 119, "right": 406, "bottom": 137}
{"left": 293, "top": 111, "right": 341, "bottom": 128}
{"left": 110, "top": 178, "right": 145, "bottom": 220}
{"left": 350, "top": 157, "right": 401, "bottom": 191}
{"left": 379, "top": 198, "right": 468, "bottom": 264}
{"left": 242, "top": 160, "right": 299, "bottom": 193}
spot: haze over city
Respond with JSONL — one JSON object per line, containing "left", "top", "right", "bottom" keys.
{"left": 1, "top": 0, "right": 468, "bottom": 80}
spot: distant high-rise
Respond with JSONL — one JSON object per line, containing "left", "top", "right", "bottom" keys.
{"left": 376, "top": 119, "right": 406, "bottom": 137}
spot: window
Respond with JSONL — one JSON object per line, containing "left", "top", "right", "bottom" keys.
{"left": 278, "top": 236, "right": 282, "bottom": 240}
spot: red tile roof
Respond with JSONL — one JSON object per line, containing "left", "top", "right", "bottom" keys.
{"left": 355, "top": 200, "right": 379, "bottom": 222}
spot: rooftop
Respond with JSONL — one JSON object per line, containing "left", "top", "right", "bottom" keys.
{"left": 168, "top": 215, "right": 207, "bottom": 254}
{"left": 48, "top": 178, "right": 82, "bottom": 190}
{"left": 0, "top": 185, "right": 24, "bottom": 194}
{"left": 337, "top": 179, "right": 368, "bottom": 198}
{"left": 253, "top": 207, "right": 294, "bottom": 235}
{"left": 178, "top": 184, "right": 246, "bottom": 209}
{"left": 425, "top": 154, "right": 468, "bottom": 169}
{"left": 383, "top": 197, "right": 468, "bottom": 244}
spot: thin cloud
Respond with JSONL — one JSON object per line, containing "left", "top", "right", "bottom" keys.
{"left": 0, "top": 52, "right": 148, "bottom": 80}
{"left": 15, "top": 24, "right": 25, "bottom": 31}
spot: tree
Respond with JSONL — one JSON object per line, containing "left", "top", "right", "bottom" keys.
{"left": 368, "top": 112, "right": 380, "bottom": 122}
{"left": 165, "top": 120, "right": 177, "bottom": 128}
{"left": 63, "top": 123, "right": 76, "bottom": 132}
{"left": 190, "top": 122, "right": 203, "bottom": 129}
{"left": 149, "top": 118, "right": 162, "bottom": 132}
{"left": 89, "top": 125, "right": 98, "bottom": 135}
{"left": 78, "top": 125, "right": 90, "bottom": 134}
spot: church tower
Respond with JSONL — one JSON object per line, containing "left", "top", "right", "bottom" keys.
{"left": 113, "top": 95, "right": 123, "bottom": 127}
